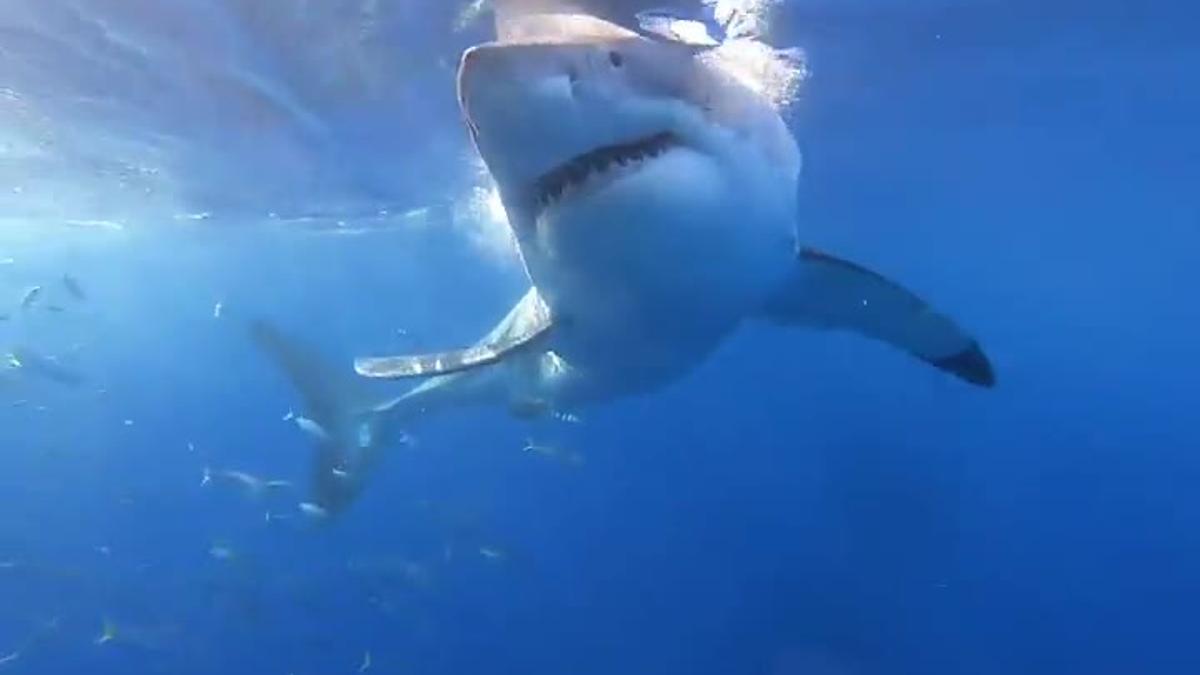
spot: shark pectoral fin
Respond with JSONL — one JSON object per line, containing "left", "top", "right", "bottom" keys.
{"left": 354, "top": 339, "right": 541, "bottom": 379}
{"left": 763, "top": 247, "right": 995, "bottom": 387}
{"left": 355, "top": 287, "right": 554, "bottom": 380}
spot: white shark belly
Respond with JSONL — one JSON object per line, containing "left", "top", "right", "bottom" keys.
{"left": 526, "top": 148, "right": 796, "bottom": 393}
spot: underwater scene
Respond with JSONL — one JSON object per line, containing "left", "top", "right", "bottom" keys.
{"left": 1, "top": 0, "right": 1196, "bottom": 673}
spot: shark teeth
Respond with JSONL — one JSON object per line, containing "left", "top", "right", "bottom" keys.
{"left": 533, "top": 131, "right": 680, "bottom": 209}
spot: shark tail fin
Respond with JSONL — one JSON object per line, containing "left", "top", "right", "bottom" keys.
{"left": 249, "top": 320, "right": 393, "bottom": 515}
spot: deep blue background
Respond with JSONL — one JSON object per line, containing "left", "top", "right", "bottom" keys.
{"left": 1, "top": 1, "right": 1198, "bottom": 673}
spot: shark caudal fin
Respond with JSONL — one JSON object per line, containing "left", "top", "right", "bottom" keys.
{"left": 762, "top": 247, "right": 996, "bottom": 387}
{"left": 249, "top": 320, "right": 398, "bottom": 514}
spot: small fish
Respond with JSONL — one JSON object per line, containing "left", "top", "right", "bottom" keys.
{"left": 19, "top": 286, "right": 41, "bottom": 309}
{"left": 45, "top": 304, "right": 65, "bottom": 313}
{"left": 522, "top": 440, "right": 558, "bottom": 458}
{"left": 0, "top": 651, "right": 18, "bottom": 666}
{"left": 187, "top": 441, "right": 196, "bottom": 453}
{"left": 292, "top": 416, "right": 330, "bottom": 441}
{"left": 94, "top": 618, "right": 117, "bottom": 645}
{"left": 213, "top": 470, "right": 291, "bottom": 496}
{"left": 123, "top": 419, "right": 134, "bottom": 427}
{"left": 200, "top": 467, "right": 212, "bottom": 487}
{"left": 62, "top": 274, "right": 86, "bottom": 300}
{"left": 508, "top": 398, "right": 550, "bottom": 419}
{"left": 298, "top": 502, "right": 329, "bottom": 519}
{"left": 265, "top": 511, "right": 293, "bottom": 524}
{"left": 221, "top": 470, "right": 263, "bottom": 491}
{"left": 331, "top": 467, "right": 351, "bottom": 479}
{"left": 358, "top": 650, "right": 372, "bottom": 672}
{"left": 551, "top": 410, "right": 583, "bottom": 424}
{"left": 65, "top": 219, "right": 123, "bottom": 231}
{"left": 522, "top": 439, "right": 584, "bottom": 466}
{"left": 94, "top": 545, "right": 112, "bottom": 556}
{"left": 8, "top": 347, "right": 83, "bottom": 385}
{"left": 0, "top": 314, "right": 9, "bottom": 322}
{"left": 478, "top": 546, "right": 506, "bottom": 562}
{"left": 212, "top": 301, "right": 223, "bottom": 319}
{"left": 208, "top": 544, "right": 236, "bottom": 561}
{"left": 282, "top": 409, "right": 295, "bottom": 421}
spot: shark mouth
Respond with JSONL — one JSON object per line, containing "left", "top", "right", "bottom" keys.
{"left": 531, "top": 131, "right": 681, "bottom": 210}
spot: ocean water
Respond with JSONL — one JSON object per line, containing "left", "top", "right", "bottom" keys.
{"left": 1, "top": 1, "right": 1197, "bottom": 674}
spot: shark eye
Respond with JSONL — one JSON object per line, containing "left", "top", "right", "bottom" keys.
{"left": 608, "top": 50, "right": 623, "bottom": 68}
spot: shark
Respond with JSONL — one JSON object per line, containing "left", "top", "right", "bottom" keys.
{"left": 254, "top": 9, "right": 994, "bottom": 514}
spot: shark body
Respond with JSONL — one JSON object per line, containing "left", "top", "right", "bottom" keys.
{"left": 256, "top": 11, "right": 993, "bottom": 512}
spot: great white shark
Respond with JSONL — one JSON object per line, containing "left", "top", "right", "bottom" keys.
{"left": 254, "top": 11, "right": 994, "bottom": 513}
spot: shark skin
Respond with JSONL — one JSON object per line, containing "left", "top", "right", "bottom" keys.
{"left": 257, "top": 12, "right": 994, "bottom": 513}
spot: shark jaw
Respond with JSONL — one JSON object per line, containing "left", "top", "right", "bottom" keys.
{"left": 529, "top": 131, "right": 682, "bottom": 214}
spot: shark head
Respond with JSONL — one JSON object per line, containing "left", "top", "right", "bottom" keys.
{"left": 457, "top": 13, "right": 799, "bottom": 215}
{"left": 457, "top": 14, "right": 802, "bottom": 376}
{"left": 459, "top": 16, "right": 692, "bottom": 197}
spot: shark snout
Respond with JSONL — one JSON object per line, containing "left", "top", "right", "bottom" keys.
{"left": 458, "top": 45, "right": 536, "bottom": 112}
{"left": 458, "top": 43, "right": 577, "bottom": 135}
{"left": 457, "top": 43, "right": 595, "bottom": 184}
{"left": 456, "top": 37, "right": 690, "bottom": 198}
{"left": 458, "top": 44, "right": 518, "bottom": 140}
{"left": 456, "top": 44, "right": 492, "bottom": 107}
{"left": 456, "top": 45, "right": 486, "bottom": 131}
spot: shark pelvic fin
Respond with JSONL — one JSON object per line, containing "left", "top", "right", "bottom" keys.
{"left": 762, "top": 247, "right": 995, "bottom": 387}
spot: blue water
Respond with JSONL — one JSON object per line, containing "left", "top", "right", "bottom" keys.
{"left": 2, "top": 1, "right": 1197, "bottom": 673}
